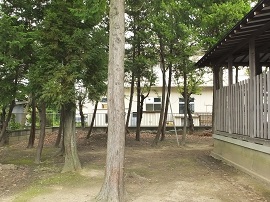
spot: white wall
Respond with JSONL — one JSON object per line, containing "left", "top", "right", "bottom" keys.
{"left": 78, "top": 85, "right": 213, "bottom": 126}
{"left": 123, "top": 86, "right": 213, "bottom": 114}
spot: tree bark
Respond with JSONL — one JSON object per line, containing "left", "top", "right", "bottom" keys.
{"left": 135, "top": 76, "right": 141, "bottom": 141}
{"left": 35, "top": 102, "right": 46, "bottom": 164}
{"left": 153, "top": 37, "right": 166, "bottom": 145}
{"left": 161, "top": 63, "right": 172, "bottom": 141}
{"left": 55, "top": 107, "right": 64, "bottom": 147}
{"left": 61, "top": 101, "right": 81, "bottom": 173}
{"left": 187, "top": 96, "right": 194, "bottom": 133}
{"left": 96, "top": 0, "right": 125, "bottom": 200}
{"left": 0, "top": 100, "right": 15, "bottom": 146}
{"left": 78, "top": 98, "right": 85, "bottom": 128}
{"left": 27, "top": 97, "right": 36, "bottom": 148}
{"left": 125, "top": 72, "right": 135, "bottom": 134}
{"left": 0, "top": 106, "right": 6, "bottom": 130}
{"left": 0, "top": 68, "right": 19, "bottom": 146}
{"left": 87, "top": 101, "right": 98, "bottom": 139}
{"left": 182, "top": 72, "right": 188, "bottom": 146}
{"left": 139, "top": 94, "right": 145, "bottom": 124}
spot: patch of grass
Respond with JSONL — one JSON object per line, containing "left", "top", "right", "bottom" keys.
{"left": 13, "top": 186, "right": 51, "bottom": 202}
{"left": 13, "top": 172, "right": 90, "bottom": 202}
{"left": 39, "top": 172, "right": 89, "bottom": 187}
{"left": 7, "top": 158, "right": 34, "bottom": 166}
{"left": 83, "top": 163, "right": 104, "bottom": 170}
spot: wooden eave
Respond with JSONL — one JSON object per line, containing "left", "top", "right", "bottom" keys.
{"left": 196, "top": 0, "right": 270, "bottom": 68}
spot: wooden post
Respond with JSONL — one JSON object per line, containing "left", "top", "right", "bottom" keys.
{"left": 219, "top": 67, "right": 223, "bottom": 88}
{"left": 213, "top": 66, "right": 222, "bottom": 133}
{"left": 228, "top": 55, "right": 233, "bottom": 86}
{"left": 256, "top": 51, "right": 262, "bottom": 75}
{"left": 228, "top": 56, "right": 233, "bottom": 134}
{"left": 235, "top": 66, "right": 239, "bottom": 83}
{"left": 249, "top": 38, "right": 256, "bottom": 137}
{"left": 249, "top": 38, "right": 256, "bottom": 78}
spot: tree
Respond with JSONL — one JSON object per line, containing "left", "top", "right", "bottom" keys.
{"left": 0, "top": 13, "right": 29, "bottom": 145}
{"left": 27, "top": 95, "right": 36, "bottom": 148}
{"left": 82, "top": 26, "right": 108, "bottom": 137}
{"left": 0, "top": 0, "right": 48, "bottom": 147}
{"left": 175, "top": 68, "right": 205, "bottom": 133}
{"left": 76, "top": 87, "right": 87, "bottom": 128}
{"left": 96, "top": 0, "right": 125, "bottom": 200}
{"left": 35, "top": 102, "right": 46, "bottom": 163}
{"left": 33, "top": 0, "right": 107, "bottom": 171}
{"left": 86, "top": 101, "right": 98, "bottom": 139}
{"left": 125, "top": 0, "right": 157, "bottom": 141}
{"left": 150, "top": 0, "right": 196, "bottom": 144}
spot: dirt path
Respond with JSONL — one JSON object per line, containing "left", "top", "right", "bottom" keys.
{"left": 1, "top": 131, "right": 270, "bottom": 202}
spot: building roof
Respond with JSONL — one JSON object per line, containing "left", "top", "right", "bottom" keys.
{"left": 196, "top": 0, "right": 270, "bottom": 68}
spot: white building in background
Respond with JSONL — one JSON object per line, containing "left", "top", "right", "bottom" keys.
{"left": 79, "top": 66, "right": 251, "bottom": 127}
{"left": 79, "top": 65, "right": 214, "bottom": 127}
{"left": 80, "top": 85, "right": 213, "bottom": 127}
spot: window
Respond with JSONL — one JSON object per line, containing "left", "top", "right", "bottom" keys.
{"left": 146, "top": 97, "right": 161, "bottom": 111}
{"left": 179, "top": 98, "right": 194, "bottom": 114}
{"left": 101, "top": 97, "right": 107, "bottom": 102}
{"left": 101, "top": 97, "right": 107, "bottom": 109}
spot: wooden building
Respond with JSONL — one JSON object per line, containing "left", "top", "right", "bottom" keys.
{"left": 196, "top": 0, "right": 270, "bottom": 183}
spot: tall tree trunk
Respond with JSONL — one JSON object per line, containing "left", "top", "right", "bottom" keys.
{"left": 153, "top": 37, "right": 166, "bottom": 145}
{"left": 125, "top": 72, "right": 135, "bottom": 134}
{"left": 27, "top": 97, "right": 36, "bottom": 148}
{"left": 139, "top": 94, "right": 145, "bottom": 125}
{"left": 96, "top": 0, "right": 125, "bottom": 200}
{"left": 0, "top": 100, "right": 15, "bottom": 146}
{"left": 56, "top": 108, "right": 65, "bottom": 156}
{"left": 0, "top": 106, "right": 6, "bottom": 130}
{"left": 62, "top": 101, "right": 81, "bottom": 173}
{"left": 182, "top": 72, "right": 188, "bottom": 146}
{"left": 0, "top": 69, "right": 19, "bottom": 145}
{"left": 55, "top": 107, "right": 64, "bottom": 147}
{"left": 78, "top": 98, "right": 85, "bottom": 128}
{"left": 87, "top": 101, "right": 98, "bottom": 139}
{"left": 35, "top": 102, "right": 46, "bottom": 164}
{"left": 187, "top": 96, "right": 194, "bottom": 133}
{"left": 135, "top": 77, "right": 141, "bottom": 141}
{"left": 161, "top": 63, "right": 172, "bottom": 141}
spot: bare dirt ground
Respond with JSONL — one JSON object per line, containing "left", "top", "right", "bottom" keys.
{"left": 1, "top": 130, "right": 270, "bottom": 202}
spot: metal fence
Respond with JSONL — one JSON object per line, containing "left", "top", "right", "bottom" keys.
{"left": 7, "top": 112, "right": 212, "bottom": 129}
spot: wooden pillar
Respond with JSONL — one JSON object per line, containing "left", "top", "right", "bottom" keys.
{"left": 255, "top": 52, "right": 262, "bottom": 75}
{"left": 228, "top": 55, "right": 233, "bottom": 85}
{"left": 213, "top": 66, "right": 222, "bottom": 133}
{"left": 218, "top": 67, "right": 223, "bottom": 89}
{"left": 249, "top": 38, "right": 256, "bottom": 78}
{"left": 235, "top": 66, "right": 239, "bottom": 83}
{"left": 249, "top": 38, "right": 255, "bottom": 137}
{"left": 227, "top": 56, "right": 233, "bottom": 134}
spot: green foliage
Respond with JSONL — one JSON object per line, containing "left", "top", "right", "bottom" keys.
{"left": 125, "top": 0, "right": 158, "bottom": 92}
{"left": 0, "top": 14, "right": 28, "bottom": 105}
{"left": 9, "top": 121, "right": 22, "bottom": 130}
{"left": 27, "top": 0, "right": 108, "bottom": 108}
{"left": 195, "top": 0, "right": 253, "bottom": 50}
{"left": 175, "top": 68, "right": 206, "bottom": 97}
